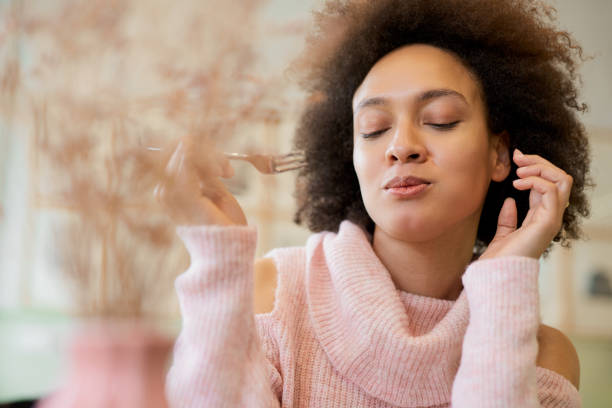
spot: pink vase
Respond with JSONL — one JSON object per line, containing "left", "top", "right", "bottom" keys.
{"left": 37, "top": 321, "right": 173, "bottom": 408}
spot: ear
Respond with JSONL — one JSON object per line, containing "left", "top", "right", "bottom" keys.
{"left": 490, "top": 131, "right": 511, "bottom": 182}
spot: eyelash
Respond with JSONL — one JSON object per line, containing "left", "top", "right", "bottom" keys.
{"left": 360, "top": 121, "right": 461, "bottom": 138}
{"left": 428, "top": 120, "right": 461, "bottom": 130}
{"left": 360, "top": 128, "right": 390, "bottom": 138}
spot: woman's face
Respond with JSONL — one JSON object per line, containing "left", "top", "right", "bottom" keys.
{"left": 352, "top": 44, "right": 510, "bottom": 242}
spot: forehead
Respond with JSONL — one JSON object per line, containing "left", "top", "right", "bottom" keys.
{"left": 352, "top": 44, "right": 482, "bottom": 109}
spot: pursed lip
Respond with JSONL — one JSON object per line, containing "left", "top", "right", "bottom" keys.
{"left": 383, "top": 176, "right": 431, "bottom": 189}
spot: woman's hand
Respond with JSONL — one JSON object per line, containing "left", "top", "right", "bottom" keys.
{"left": 154, "top": 135, "right": 247, "bottom": 226}
{"left": 479, "top": 148, "right": 572, "bottom": 260}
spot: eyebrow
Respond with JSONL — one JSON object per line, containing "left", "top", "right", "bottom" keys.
{"left": 354, "top": 88, "right": 468, "bottom": 113}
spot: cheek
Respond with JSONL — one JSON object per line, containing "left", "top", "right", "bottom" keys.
{"left": 353, "top": 141, "right": 385, "bottom": 215}
{"left": 436, "top": 141, "right": 492, "bottom": 194}
{"left": 352, "top": 140, "right": 376, "bottom": 185}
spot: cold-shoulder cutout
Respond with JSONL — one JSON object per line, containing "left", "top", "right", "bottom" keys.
{"left": 537, "top": 324, "right": 580, "bottom": 390}
{"left": 254, "top": 257, "right": 278, "bottom": 314}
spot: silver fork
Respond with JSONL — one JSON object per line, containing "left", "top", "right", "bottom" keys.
{"left": 224, "top": 151, "right": 306, "bottom": 174}
{"left": 144, "top": 145, "right": 306, "bottom": 175}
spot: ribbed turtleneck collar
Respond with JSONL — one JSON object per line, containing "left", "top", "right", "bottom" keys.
{"left": 305, "top": 220, "right": 470, "bottom": 407}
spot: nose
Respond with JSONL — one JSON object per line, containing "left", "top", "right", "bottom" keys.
{"left": 385, "top": 123, "right": 427, "bottom": 164}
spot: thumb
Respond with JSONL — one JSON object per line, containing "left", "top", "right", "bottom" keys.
{"left": 492, "top": 197, "right": 517, "bottom": 240}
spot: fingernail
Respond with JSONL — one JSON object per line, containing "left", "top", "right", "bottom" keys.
{"left": 515, "top": 148, "right": 523, "bottom": 156}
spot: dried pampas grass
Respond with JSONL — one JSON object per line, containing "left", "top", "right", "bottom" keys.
{"left": 1, "top": 0, "right": 305, "bottom": 319}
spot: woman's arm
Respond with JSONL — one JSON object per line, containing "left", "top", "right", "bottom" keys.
{"left": 165, "top": 225, "right": 282, "bottom": 408}
{"left": 537, "top": 324, "right": 580, "bottom": 390}
{"left": 254, "top": 257, "right": 278, "bottom": 314}
{"left": 451, "top": 256, "right": 581, "bottom": 408}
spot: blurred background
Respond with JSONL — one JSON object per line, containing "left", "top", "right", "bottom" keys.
{"left": 0, "top": 0, "right": 610, "bottom": 406}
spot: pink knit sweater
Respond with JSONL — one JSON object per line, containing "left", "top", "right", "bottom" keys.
{"left": 166, "top": 220, "right": 581, "bottom": 407}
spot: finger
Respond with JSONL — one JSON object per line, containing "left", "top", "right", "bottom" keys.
{"left": 493, "top": 197, "right": 517, "bottom": 239}
{"left": 515, "top": 163, "right": 564, "bottom": 181}
{"left": 193, "top": 156, "right": 231, "bottom": 184}
{"left": 513, "top": 149, "right": 574, "bottom": 200}
{"left": 165, "top": 140, "right": 187, "bottom": 175}
{"left": 198, "top": 177, "right": 247, "bottom": 225}
{"left": 160, "top": 141, "right": 197, "bottom": 194}
{"left": 187, "top": 139, "right": 230, "bottom": 178}
{"left": 171, "top": 141, "right": 231, "bottom": 199}
{"left": 516, "top": 164, "right": 572, "bottom": 191}
{"left": 153, "top": 182, "right": 165, "bottom": 203}
{"left": 170, "top": 134, "right": 219, "bottom": 177}
{"left": 200, "top": 151, "right": 234, "bottom": 178}
{"left": 522, "top": 207, "right": 535, "bottom": 226}
{"left": 513, "top": 149, "right": 556, "bottom": 168}
{"left": 512, "top": 176, "right": 561, "bottom": 212}
{"left": 220, "top": 155, "right": 235, "bottom": 178}
{"left": 199, "top": 176, "right": 230, "bottom": 202}
{"left": 515, "top": 163, "right": 572, "bottom": 204}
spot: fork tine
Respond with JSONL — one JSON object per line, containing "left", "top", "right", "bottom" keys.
{"left": 275, "top": 152, "right": 305, "bottom": 162}
{"left": 273, "top": 162, "right": 307, "bottom": 173}
{"left": 280, "top": 152, "right": 305, "bottom": 159}
{"left": 274, "top": 157, "right": 305, "bottom": 166}
{"left": 224, "top": 151, "right": 306, "bottom": 174}
{"left": 273, "top": 154, "right": 305, "bottom": 166}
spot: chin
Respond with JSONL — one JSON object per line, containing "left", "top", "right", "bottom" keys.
{"left": 375, "top": 214, "right": 442, "bottom": 242}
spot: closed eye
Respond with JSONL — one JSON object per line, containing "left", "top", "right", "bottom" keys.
{"left": 360, "top": 128, "right": 391, "bottom": 138}
{"left": 426, "top": 121, "right": 461, "bottom": 130}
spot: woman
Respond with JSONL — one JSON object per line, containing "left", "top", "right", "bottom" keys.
{"left": 161, "top": 0, "right": 592, "bottom": 406}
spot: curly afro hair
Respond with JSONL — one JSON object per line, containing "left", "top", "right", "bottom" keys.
{"left": 291, "top": 0, "right": 594, "bottom": 257}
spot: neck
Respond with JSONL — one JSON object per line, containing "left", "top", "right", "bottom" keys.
{"left": 372, "top": 215, "right": 479, "bottom": 301}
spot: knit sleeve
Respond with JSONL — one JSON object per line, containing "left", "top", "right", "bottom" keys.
{"left": 536, "top": 367, "right": 582, "bottom": 408}
{"left": 165, "top": 225, "right": 282, "bottom": 408}
{"left": 451, "top": 256, "right": 581, "bottom": 408}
